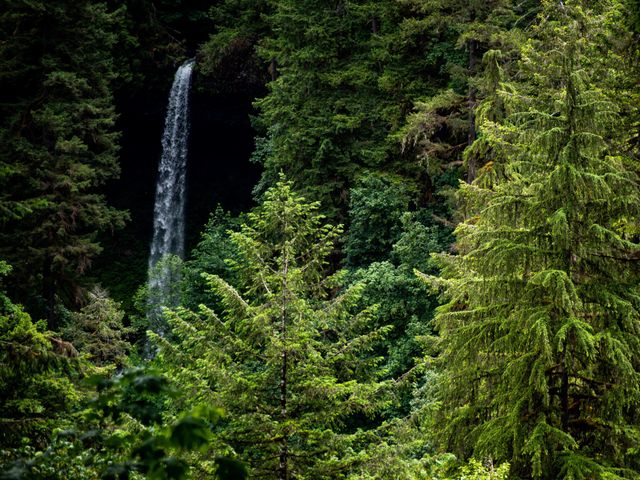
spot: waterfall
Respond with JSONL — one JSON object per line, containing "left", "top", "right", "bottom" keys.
{"left": 147, "top": 59, "right": 194, "bottom": 328}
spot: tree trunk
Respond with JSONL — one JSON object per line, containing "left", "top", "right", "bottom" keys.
{"left": 466, "top": 38, "right": 479, "bottom": 183}
{"left": 42, "top": 255, "right": 56, "bottom": 330}
{"left": 278, "top": 242, "right": 289, "bottom": 480}
{"left": 269, "top": 57, "right": 279, "bottom": 81}
{"left": 279, "top": 348, "right": 288, "bottom": 480}
{"left": 560, "top": 347, "right": 570, "bottom": 430}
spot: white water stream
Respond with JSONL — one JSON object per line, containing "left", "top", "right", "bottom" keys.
{"left": 148, "top": 60, "right": 194, "bottom": 324}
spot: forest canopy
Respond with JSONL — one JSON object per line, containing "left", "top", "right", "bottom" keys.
{"left": 1, "top": 0, "right": 639, "bottom": 479}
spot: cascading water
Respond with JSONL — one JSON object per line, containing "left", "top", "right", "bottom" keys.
{"left": 147, "top": 59, "right": 194, "bottom": 330}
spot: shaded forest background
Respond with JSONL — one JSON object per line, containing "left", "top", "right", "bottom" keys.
{"left": 1, "top": 0, "right": 640, "bottom": 479}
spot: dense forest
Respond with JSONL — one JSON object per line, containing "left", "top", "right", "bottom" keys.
{"left": 1, "top": 0, "right": 640, "bottom": 478}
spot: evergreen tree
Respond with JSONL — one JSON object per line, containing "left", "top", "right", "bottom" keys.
{"left": 62, "top": 287, "right": 130, "bottom": 368}
{"left": 202, "top": 0, "right": 522, "bottom": 219}
{"left": 401, "top": 0, "right": 538, "bottom": 185}
{"left": 154, "top": 177, "right": 392, "bottom": 479}
{"left": 425, "top": 1, "right": 640, "bottom": 477}
{"left": 254, "top": 0, "right": 392, "bottom": 216}
{"left": 0, "top": 0, "right": 128, "bottom": 327}
{"left": 207, "top": 0, "right": 468, "bottom": 218}
{"left": 0, "top": 262, "right": 81, "bottom": 452}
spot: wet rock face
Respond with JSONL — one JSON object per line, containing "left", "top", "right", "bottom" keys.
{"left": 197, "top": 36, "right": 270, "bottom": 96}
{"left": 186, "top": 84, "right": 261, "bottom": 240}
{"left": 113, "top": 57, "right": 264, "bottom": 237}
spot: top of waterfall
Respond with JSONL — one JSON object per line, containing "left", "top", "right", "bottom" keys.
{"left": 174, "top": 59, "right": 195, "bottom": 79}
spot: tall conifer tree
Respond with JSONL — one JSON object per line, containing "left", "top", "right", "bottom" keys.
{"left": 154, "top": 178, "right": 392, "bottom": 479}
{"left": 0, "top": 1, "right": 128, "bottom": 326}
{"left": 425, "top": 1, "right": 640, "bottom": 477}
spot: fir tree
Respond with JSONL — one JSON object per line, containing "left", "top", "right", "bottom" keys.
{"left": 62, "top": 287, "right": 130, "bottom": 368}
{"left": 401, "top": 0, "right": 536, "bottom": 184}
{"left": 0, "top": 262, "right": 81, "bottom": 452}
{"left": 424, "top": 1, "right": 640, "bottom": 477}
{"left": 0, "top": 0, "right": 128, "bottom": 327}
{"left": 242, "top": 0, "right": 467, "bottom": 218}
{"left": 154, "top": 177, "right": 392, "bottom": 479}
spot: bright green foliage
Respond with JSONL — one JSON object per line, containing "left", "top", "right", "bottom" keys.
{"left": 155, "top": 177, "right": 392, "bottom": 479}
{"left": 62, "top": 287, "right": 131, "bottom": 369}
{"left": 181, "top": 207, "right": 240, "bottom": 310}
{"left": 0, "top": 263, "right": 80, "bottom": 451}
{"left": 1, "top": 435, "right": 98, "bottom": 480}
{"left": 461, "top": 48, "right": 511, "bottom": 190}
{"left": 455, "top": 459, "right": 510, "bottom": 480}
{"left": 345, "top": 419, "right": 511, "bottom": 479}
{"left": 0, "top": 0, "right": 128, "bottom": 326}
{"left": 347, "top": 209, "right": 452, "bottom": 384}
{"left": 425, "top": 1, "right": 640, "bottom": 477}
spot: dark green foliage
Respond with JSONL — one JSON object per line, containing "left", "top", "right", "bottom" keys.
{"left": 0, "top": 0, "right": 128, "bottom": 326}
{"left": 344, "top": 173, "right": 452, "bottom": 403}
{"left": 401, "top": 90, "right": 469, "bottom": 184}
{"left": 247, "top": 0, "right": 540, "bottom": 216}
{"left": 425, "top": 1, "right": 640, "bottom": 477}
{"left": 198, "top": 0, "right": 535, "bottom": 250}
{"left": 401, "top": 0, "right": 537, "bottom": 184}
{"left": 199, "top": 0, "right": 272, "bottom": 93}
{"left": 347, "top": 210, "right": 452, "bottom": 413}
{"left": 254, "top": 0, "right": 460, "bottom": 217}
{"left": 106, "top": 0, "right": 211, "bottom": 91}
{"left": 150, "top": 0, "right": 212, "bottom": 46}
{"left": 202, "top": 0, "right": 475, "bottom": 218}
{"left": 105, "top": 0, "right": 184, "bottom": 90}
{"left": 254, "top": 0, "right": 387, "bottom": 214}
{"left": 345, "top": 174, "right": 410, "bottom": 268}
{"left": 83, "top": 369, "right": 233, "bottom": 480}
{"left": 91, "top": 229, "right": 149, "bottom": 315}
{"left": 349, "top": 261, "right": 433, "bottom": 379}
